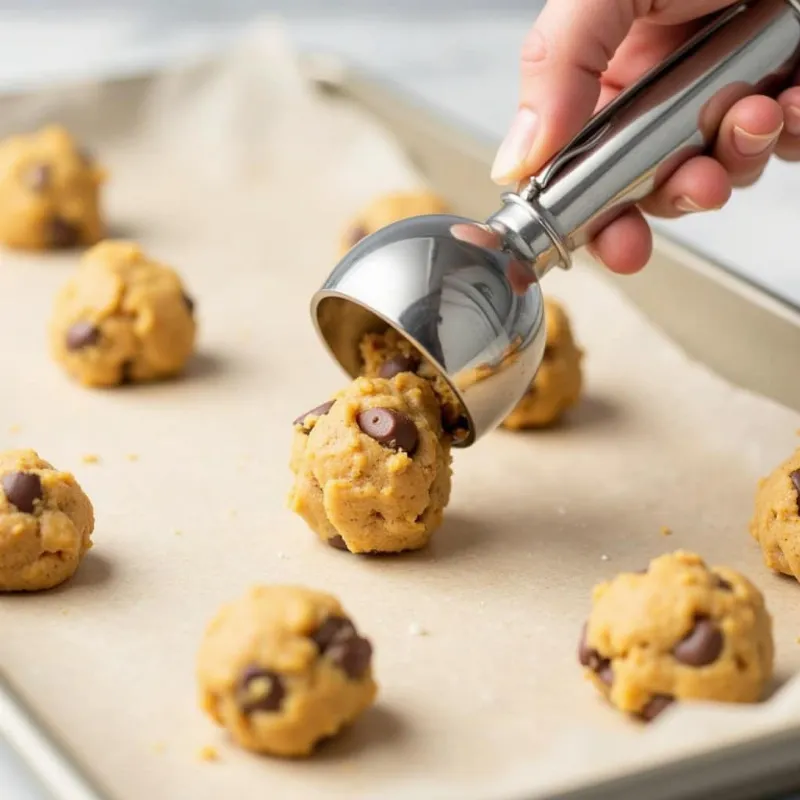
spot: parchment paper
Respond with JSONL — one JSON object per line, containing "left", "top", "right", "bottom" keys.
{"left": 0, "top": 22, "right": 799, "bottom": 800}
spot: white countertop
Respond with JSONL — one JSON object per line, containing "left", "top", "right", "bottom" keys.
{"left": 0, "top": 4, "right": 799, "bottom": 798}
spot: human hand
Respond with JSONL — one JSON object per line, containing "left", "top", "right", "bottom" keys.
{"left": 491, "top": 0, "right": 800, "bottom": 273}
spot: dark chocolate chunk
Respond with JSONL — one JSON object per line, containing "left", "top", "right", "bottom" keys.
{"left": 237, "top": 666, "right": 285, "bottom": 714}
{"left": 66, "top": 322, "right": 100, "bottom": 351}
{"left": 327, "top": 635, "right": 373, "bottom": 680}
{"left": 293, "top": 400, "right": 335, "bottom": 427}
{"left": 357, "top": 407, "right": 418, "bottom": 455}
{"left": 23, "top": 163, "right": 51, "bottom": 192}
{"left": 48, "top": 216, "right": 80, "bottom": 248}
{"left": 379, "top": 354, "right": 418, "bottom": 379}
{"left": 182, "top": 292, "right": 195, "bottom": 315}
{"left": 327, "top": 534, "right": 350, "bottom": 552}
{"left": 120, "top": 360, "right": 134, "bottom": 385}
{"left": 543, "top": 344, "right": 556, "bottom": 362}
{"left": 311, "top": 616, "right": 357, "bottom": 653}
{"left": 790, "top": 469, "right": 800, "bottom": 515}
{"left": 578, "top": 623, "right": 612, "bottom": 684}
{"left": 714, "top": 575, "right": 733, "bottom": 592}
{"left": 2, "top": 472, "right": 43, "bottom": 514}
{"left": 638, "top": 694, "right": 675, "bottom": 722}
{"left": 673, "top": 617, "right": 723, "bottom": 667}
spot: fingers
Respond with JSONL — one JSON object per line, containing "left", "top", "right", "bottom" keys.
{"left": 587, "top": 207, "right": 652, "bottom": 275}
{"left": 712, "top": 95, "right": 784, "bottom": 187}
{"left": 491, "top": 0, "right": 640, "bottom": 185}
{"left": 776, "top": 86, "right": 800, "bottom": 161}
{"left": 639, "top": 156, "right": 731, "bottom": 218}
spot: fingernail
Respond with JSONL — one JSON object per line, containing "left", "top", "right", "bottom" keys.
{"left": 586, "top": 243, "right": 608, "bottom": 268}
{"left": 784, "top": 106, "right": 800, "bottom": 137}
{"left": 491, "top": 107, "right": 539, "bottom": 184}
{"left": 733, "top": 123, "right": 783, "bottom": 157}
{"left": 674, "top": 196, "right": 708, "bottom": 214}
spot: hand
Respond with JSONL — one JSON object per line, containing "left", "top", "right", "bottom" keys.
{"left": 491, "top": 0, "right": 800, "bottom": 274}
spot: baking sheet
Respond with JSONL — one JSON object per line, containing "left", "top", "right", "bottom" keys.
{"left": 0, "top": 22, "right": 799, "bottom": 800}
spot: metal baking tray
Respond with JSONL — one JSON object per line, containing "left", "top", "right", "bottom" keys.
{"left": 1, "top": 54, "right": 800, "bottom": 800}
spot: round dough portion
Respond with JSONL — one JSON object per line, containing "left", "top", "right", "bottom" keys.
{"left": 359, "top": 328, "right": 466, "bottom": 437}
{"left": 0, "top": 449, "right": 94, "bottom": 591}
{"left": 339, "top": 190, "right": 449, "bottom": 256}
{"left": 579, "top": 551, "right": 773, "bottom": 721}
{"left": 49, "top": 241, "right": 197, "bottom": 387}
{"left": 0, "top": 125, "right": 105, "bottom": 250}
{"left": 197, "top": 585, "right": 377, "bottom": 757}
{"left": 750, "top": 448, "right": 800, "bottom": 580}
{"left": 289, "top": 374, "right": 452, "bottom": 554}
{"left": 503, "top": 298, "right": 582, "bottom": 430}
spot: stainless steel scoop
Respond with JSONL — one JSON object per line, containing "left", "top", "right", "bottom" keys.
{"left": 312, "top": 0, "right": 800, "bottom": 447}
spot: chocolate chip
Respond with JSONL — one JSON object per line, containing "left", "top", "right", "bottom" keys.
{"left": 347, "top": 225, "right": 368, "bottom": 247}
{"left": 673, "top": 617, "right": 723, "bottom": 667}
{"left": 714, "top": 575, "right": 733, "bottom": 592}
{"left": 182, "top": 292, "right": 195, "bottom": 315}
{"left": 597, "top": 663, "right": 614, "bottom": 687}
{"left": 120, "top": 360, "right": 134, "bottom": 385}
{"left": 2, "top": 472, "right": 43, "bottom": 514}
{"left": 379, "top": 354, "right": 418, "bottom": 379}
{"left": 328, "top": 534, "right": 350, "bottom": 551}
{"left": 294, "top": 400, "right": 335, "bottom": 427}
{"left": 66, "top": 322, "right": 100, "bottom": 351}
{"left": 790, "top": 469, "right": 800, "bottom": 515}
{"left": 639, "top": 694, "right": 675, "bottom": 722}
{"left": 237, "top": 666, "right": 285, "bottom": 714}
{"left": 578, "top": 623, "right": 613, "bottom": 684}
{"left": 311, "top": 616, "right": 357, "bottom": 653}
{"left": 48, "top": 216, "right": 80, "bottom": 248}
{"left": 23, "top": 163, "right": 51, "bottom": 191}
{"left": 357, "top": 407, "right": 418, "bottom": 455}
{"left": 327, "top": 635, "right": 373, "bottom": 680}
{"left": 543, "top": 344, "right": 556, "bottom": 362}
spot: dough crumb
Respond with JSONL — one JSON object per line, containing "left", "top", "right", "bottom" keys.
{"left": 408, "top": 622, "right": 428, "bottom": 637}
{"left": 660, "top": 526, "right": 673, "bottom": 537}
{"left": 600, "top": 554, "right": 610, "bottom": 562}
{"left": 152, "top": 741, "right": 167, "bottom": 755}
{"left": 81, "top": 454, "right": 100, "bottom": 464}
{"left": 174, "top": 530, "right": 183, "bottom": 537}
{"left": 198, "top": 745, "right": 218, "bottom": 762}
{"left": 8, "top": 424, "right": 20, "bottom": 434}
{"left": 126, "top": 454, "right": 139, "bottom": 462}
{"left": 556, "top": 506, "right": 567, "bottom": 516}
{"left": 277, "top": 551, "right": 287, "bottom": 560}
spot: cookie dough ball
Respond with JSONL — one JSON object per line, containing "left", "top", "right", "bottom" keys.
{"left": 289, "top": 374, "right": 452, "bottom": 554}
{"left": 750, "top": 448, "right": 800, "bottom": 580}
{"left": 0, "top": 450, "right": 94, "bottom": 591}
{"left": 503, "top": 298, "right": 582, "bottom": 430}
{"left": 197, "top": 585, "right": 377, "bottom": 757}
{"left": 579, "top": 551, "right": 773, "bottom": 721}
{"left": 49, "top": 241, "right": 197, "bottom": 387}
{"left": 0, "top": 125, "right": 105, "bottom": 250}
{"left": 339, "top": 190, "right": 449, "bottom": 255}
{"left": 359, "top": 328, "right": 466, "bottom": 437}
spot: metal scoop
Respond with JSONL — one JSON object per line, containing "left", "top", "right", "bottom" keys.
{"left": 312, "top": 0, "right": 800, "bottom": 447}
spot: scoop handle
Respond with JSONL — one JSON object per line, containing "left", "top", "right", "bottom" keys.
{"left": 488, "top": 0, "right": 800, "bottom": 278}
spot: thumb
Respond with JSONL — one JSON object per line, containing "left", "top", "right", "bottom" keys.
{"left": 491, "top": 0, "right": 641, "bottom": 185}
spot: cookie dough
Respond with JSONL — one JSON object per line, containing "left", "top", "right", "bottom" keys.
{"left": 289, "top": 373, "right": 452, "bottom": 554}
{"left": 750, "top": 448, "right": 800, "bottom": 580}
{"left": 339, "top": 190, "right": 449, "bottom": 256}
{"left": 503, "top": 298, "right": 583, "bottom": 430}
{"left": 49, "top": 241, "right": 197, "bottom": 387}
{"left": 0, "top": 450, "right": 94, "bottom": 591}
{"left": 359, "top": 328, "right": 467, "bottom": 437}
{"left": 197, "top": 585, "right": 377, "bottom": 757}
{"left": 579, "top": 551, "right": 773, "bottom": 721}
{"left": 0, "top": 125, "right": 105, "bottom": 250}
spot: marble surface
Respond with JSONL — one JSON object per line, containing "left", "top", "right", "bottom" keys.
{"left": 0, "top": 4, "right": 799, "bottom": 798}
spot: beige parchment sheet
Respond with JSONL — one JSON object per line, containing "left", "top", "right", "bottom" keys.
{"left": 0, "top": 22, "right": 799, "bottom": 800}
